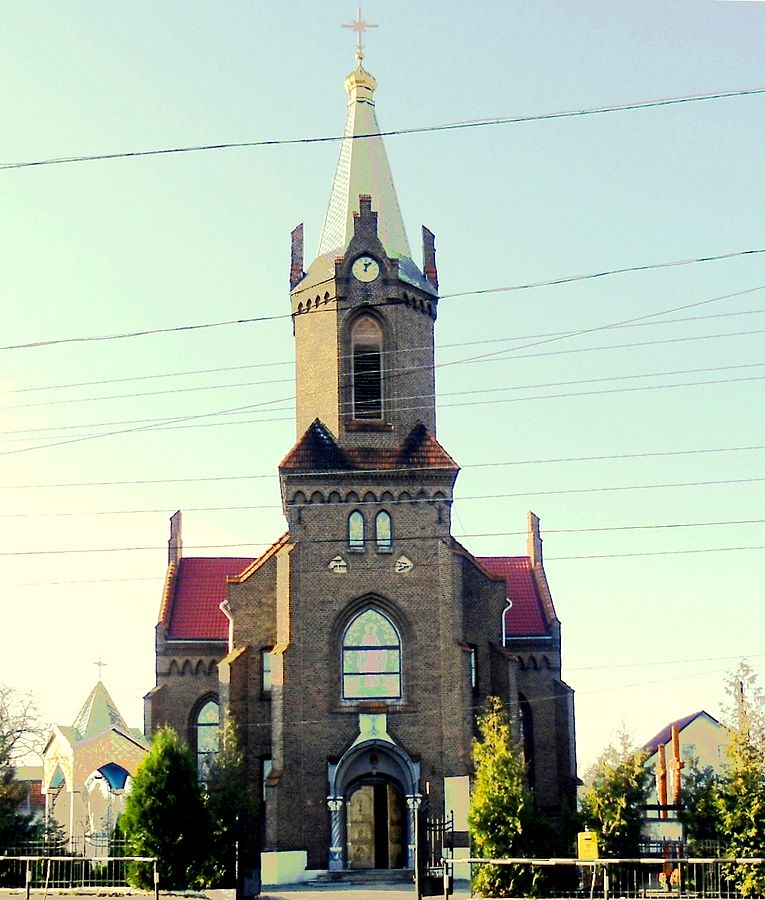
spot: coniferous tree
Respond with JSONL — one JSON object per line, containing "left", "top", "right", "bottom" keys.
{"left": 717, "top": 663, "right": 765, "bottom": 898}
{"left": 121, "top": 726, "right": 211, "bottom": 889}
{"left": 202, "top": 718, "right": 260, "bottom": 886}
{"left": 468, "top": 697, "right": 543, "bottom": 897}
{"left": 580, "top": 730, "right": 650, "bottom": 857}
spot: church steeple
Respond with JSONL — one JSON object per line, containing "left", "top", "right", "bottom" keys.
{"left": 289, "top": 36, "right": 440, "bottom": 444}
{"left": 317, "top": 61, "right": 412, "bottom": 262}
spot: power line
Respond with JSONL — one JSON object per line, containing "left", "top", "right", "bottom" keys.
{"left": 5, "top": 359, "right": 763, "bottom": 413}
{"left": 569, "top": 652, "right": 765, "bottom": 672}
{"left": 2, "top": 252, "right": 763, "bottom": 353}
{"left": 10, "top": 544, "right": 765, "bottom": 588}
{"left": 1, "top": 475, "right": 763, "bottom": 518}
{"left": 2, "top": 86, "right": 763, "bottom": 172}
{"left": 7, "top": 305, "right": 765, "bottom": 397}
{"left": 2, "top": 443, "right": 761, "bottom": 490}
{"left": 4, "top": 278, "right": 763, "bottom": 454}
{"left": 2, "top": 325, "right": 763, "bottom": 444}
{"left": 2, "top": 518, "right": 763, "bottom": 557}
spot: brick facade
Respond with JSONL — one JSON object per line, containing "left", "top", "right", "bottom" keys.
{"left": 145, "top": 64, "right": 577, "bottom": 873}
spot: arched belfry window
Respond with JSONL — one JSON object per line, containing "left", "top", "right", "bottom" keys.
{"left": 193, "top": 697, "right": 220, "bottom": 778}
{"left": 342, "top": 609, "right": 401, "bottom": 700}
{"left": 375, "top": 510, "right": 392, "bottom": 550}
{"left": 351, "top": 315, "right": 383, "bottom": 419}
{"left": 348, "top": 510, "right": 365, "bottom": 550}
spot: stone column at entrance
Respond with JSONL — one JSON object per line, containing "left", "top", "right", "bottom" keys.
{"left": 327, "top": 797, "right": 345, "bottom": 871}
{"left": 405, "top": 794, "right": 421, "bottom": 869}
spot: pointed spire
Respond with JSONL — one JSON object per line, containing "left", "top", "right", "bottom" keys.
{"left": 317, "top": 33, "right": 411, "bottom": 261}
{"left": 72, "top": 681, "right": 130, "bottom": 740}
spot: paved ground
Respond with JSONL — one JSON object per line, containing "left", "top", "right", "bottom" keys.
{"left": 0, "top": 882, "right": 473, "bottom": 900}
{"left": 260, "top": 880, "right": 471, "bottom": 900}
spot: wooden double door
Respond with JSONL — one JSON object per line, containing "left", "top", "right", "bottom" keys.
{"left": 346, "top": 782, "right": 406, "bottom": 869}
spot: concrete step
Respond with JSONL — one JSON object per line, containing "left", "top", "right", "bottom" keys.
{"left": 315, "top": 868, "right": 414, "bottom": 884}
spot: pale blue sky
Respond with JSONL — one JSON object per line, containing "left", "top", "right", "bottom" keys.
{"left": 1, "top": 1, "right": 764, "bottom": 771}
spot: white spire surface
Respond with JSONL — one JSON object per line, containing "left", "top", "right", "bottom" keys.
{"left": 318, "top": 64, "right": 412, "bottom": 260}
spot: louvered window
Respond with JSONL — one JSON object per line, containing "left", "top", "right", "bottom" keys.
{"left": 352, "top": 316, "right": 383, "bottom": 419}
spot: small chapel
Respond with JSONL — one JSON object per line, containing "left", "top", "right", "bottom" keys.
{"left": 145, "top": 36, "right": 577, "bottom": 880}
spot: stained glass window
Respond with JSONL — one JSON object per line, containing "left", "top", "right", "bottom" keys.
{"left": 375, "top": 510, "right": 392, "bottom": 550}
{"left": 342, "top": 609, "right": 401, "bottom": 700}
{"left": 348, "top": 510, "right": 365, "bottom": 550}
{"left": 194, "top": 698, "right": 220, "bottom": 779}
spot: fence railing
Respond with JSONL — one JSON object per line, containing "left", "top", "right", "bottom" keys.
{"left": 439, "top": 855, "right": 765, "bottom": 899}
{"left": 0, "top": 854, "right": 158, "bottom": 896}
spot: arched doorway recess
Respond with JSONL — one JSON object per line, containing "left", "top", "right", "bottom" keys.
{"left": 327, "top": 735, "right": 420, "bottom": 871}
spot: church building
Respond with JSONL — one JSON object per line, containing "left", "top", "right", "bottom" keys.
{"left": 145, "top": 43, "right": 577, "bottom": 880}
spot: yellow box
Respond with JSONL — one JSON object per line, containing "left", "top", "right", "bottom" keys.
{"left": 577, "top": 831, "right": 599, "bottom": 860}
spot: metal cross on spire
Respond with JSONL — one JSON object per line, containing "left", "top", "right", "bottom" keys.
{"left": 94, "top": 657, "right": 108, "bottom": 680}
{"left": 342, "top": 7, "right": 377, "bottom": 65}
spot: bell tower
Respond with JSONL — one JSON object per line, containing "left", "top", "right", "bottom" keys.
{"left": 289, "top": 58, "right": 440, "bottom": 448}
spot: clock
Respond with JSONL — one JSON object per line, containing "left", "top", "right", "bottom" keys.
{"left": 351, "top": 255, "right": 380, "bottom": 283}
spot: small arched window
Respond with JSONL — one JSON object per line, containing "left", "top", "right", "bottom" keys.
{"left": 194, "top": 698, "right": 220, "bottom": 778}
{"left": 348, "top": 511, "right": 365, "bottom": 550}
{"left": 342, "top": 608, "right": 401, "bottom": 700}
{"left": 351, "top": 315, "right": 383, "bottom": 419}
{"left": 375, "top": 510, "right": 392, "bottom": 551}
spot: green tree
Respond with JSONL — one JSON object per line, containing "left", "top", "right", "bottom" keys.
{"left": 717, "top": 663, "right": 765, "bottom": 898}
{"left": 468, "top": 696, "right": 544, "bottom": 897}
{"left": 580, "top": 730, "right": 650, "bottom": 857}
{"left": 679, "top": 763, "right": 724, "bottom": 852}
{"left": 0, "top": 684, "right": 43, "bottom": 848}
{"left": 121, "top": 726, "right": 211, "bottom": 889}
{"left": 202, "top": 718, "right": 260, "bottom": 886}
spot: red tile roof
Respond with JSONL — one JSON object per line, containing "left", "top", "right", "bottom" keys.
{"left": 476, "top": 556, "right": 551, "bottom": 637}
{"left": 167, "top": 557, "right": 254, "bottom": 640}
{"left": 280, "top": 420, "right": 459, "bottom": 473}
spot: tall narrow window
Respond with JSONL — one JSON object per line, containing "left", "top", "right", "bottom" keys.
{"left": 352, "top": 316, "right": 383, "bottom": 419}
{"left": 375, "top": 510, "right": 392, "bottom": 551}
{"left": 262, "top": 756, "right": 273, "bottom": 801}
{"left": 342, "top": 608, "right": 401, "bottom": 700}
{"left": 261, "top": 648, "right": 273, "bottom": 694}
{"left": 348, "top": 510, "right": 365, "bottom": 550}
{"left": 468, "top": 646, "right": 478, "bottom": 693}
{"left": 194, "top": 698, "right": 220, "bottom": 778}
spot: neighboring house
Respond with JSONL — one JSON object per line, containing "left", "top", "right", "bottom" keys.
{"left": 42, "top": 681, "right": 148, "bottom": 847}
{"left": 144, "top": 48, "right": 578, "bottom": 885}
{"left": 644, "top": 710, "right": 730, "bottom": 776}
{"left": 642, "top": 710, "right": 729, "bottom": 840}
{"left": 13, "top": 765, "right": 45, "bottom": 826}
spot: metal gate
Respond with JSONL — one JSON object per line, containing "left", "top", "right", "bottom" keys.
{"left": 415, "top": 809, "right": 454, "bottom": 899}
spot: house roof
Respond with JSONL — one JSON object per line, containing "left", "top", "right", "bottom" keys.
{"left": 476, "top": 556, "right": 551, "bottom": 637}
{"left": 280, "top": 420, "right": 458, "bottom": 474}
{"left": 166, "top": 557, "right": 254, "bottom": 640}
{"left": 643, "top": 710, "right": 721, "bottom": 757}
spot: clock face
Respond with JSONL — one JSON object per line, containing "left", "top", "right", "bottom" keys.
{"left": 352, "top": 255, "right": 380, "bottom": 283}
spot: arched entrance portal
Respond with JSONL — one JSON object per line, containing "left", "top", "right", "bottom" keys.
{"left": 346, "top": 780, "right": 405, "bottom": 869}
{"left": 327, "top": 733, "right": 421, "bottom": 871}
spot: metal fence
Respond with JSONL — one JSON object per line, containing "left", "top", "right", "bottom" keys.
{"left": 0, "top": 839, "right": 157, "bottom": 894}
{"left": 448, "top": 855, "right": 765, "bottom": 900}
